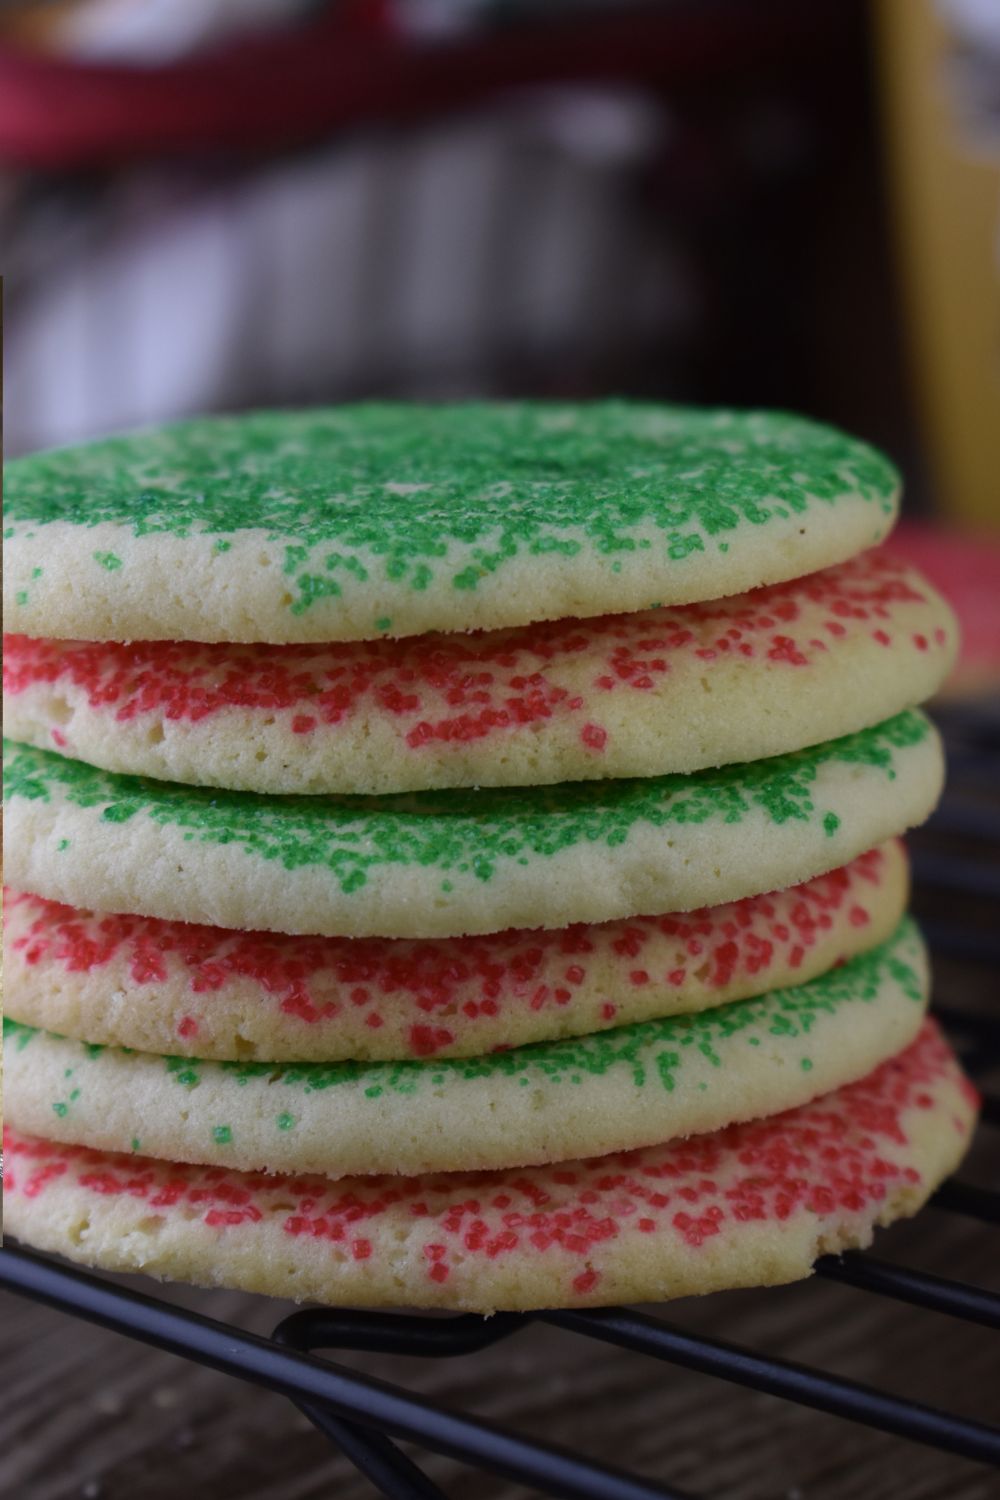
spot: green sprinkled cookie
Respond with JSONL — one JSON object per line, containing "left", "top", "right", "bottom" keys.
{"left": 2, "top": 920, "right": 930, "bottom": 1176}
{"left": 4, "top": 713, "right": 941, "bottom": 938}
{"left": 4, "top": 403, "right": 899, "bottom": 644}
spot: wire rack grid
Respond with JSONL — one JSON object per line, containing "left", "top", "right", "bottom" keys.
{"left": 1, "top": 701, "right": 998, "bottom": 1500}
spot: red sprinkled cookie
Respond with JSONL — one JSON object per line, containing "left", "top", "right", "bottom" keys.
{"left": 3, "top": 1021, "right": 976, "bottom": 1311}
{"left": 3, "top": 844, "right": 908, "bottom": 1061}
{"left": 3, "top": 553, "right": 956, "bottom": 794}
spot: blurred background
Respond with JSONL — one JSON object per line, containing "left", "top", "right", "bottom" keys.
{"left": 1, "top": 0, "right": 997, "bottom": 537}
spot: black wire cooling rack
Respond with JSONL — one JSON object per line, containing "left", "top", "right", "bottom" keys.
{"left": 2, "top": 702, "right": 998, "bottom": 1500}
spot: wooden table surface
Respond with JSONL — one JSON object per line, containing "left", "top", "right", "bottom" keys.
{"left": 3, "top": 746, "right": 998, "bottom": 1500}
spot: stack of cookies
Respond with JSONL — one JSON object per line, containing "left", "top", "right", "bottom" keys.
{"left": 3, "top": 403, "right": 978, "bottom": 1312}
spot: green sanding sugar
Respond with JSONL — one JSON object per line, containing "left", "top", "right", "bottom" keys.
{"left": 2, "top": 920, "right": 923, "bottom": 1104}
{"left": 3, "top": 711, "right": 931, "bottom": 896}
{"left": 4, "top": 403, "right": 898, "bottom": 618}
{"left": 165, "top": 1059, "right": 200, "bottom": 1088}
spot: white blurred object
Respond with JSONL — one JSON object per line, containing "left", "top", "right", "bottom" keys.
{"left": 57, "top": 0, "right": 318, "bottom": 62}
{"left": 508, "top": 87, "right": 669, "bottom": 166}
{"left": 5, "top": 91, "right": 687, "bottom": 455}
{"left": 936, "top": 0, "right": 1000, "bottom": 154}
{"left": 938, "top": 0, "right": 1000, "bottom": 53}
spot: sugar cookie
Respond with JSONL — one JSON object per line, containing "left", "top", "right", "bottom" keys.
{"left": 3, "top": 1022, "right": 974, "bottom": 1311}
{"left": 5, "top": 403, "right": 899, "bottom": 644}
{"left": 3, "top": 920, "right": 929, "bottom": 1176}
{"left": 3, "top": 554, "right": 955, "bottom": 795}
{"left": 3, "top": 844, "right": 908, "bottom": 1061}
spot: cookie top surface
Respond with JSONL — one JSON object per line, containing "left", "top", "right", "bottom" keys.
{"left": 4, "top": 1021, "right": 976, "bottom": 1310}
{"left": 4, "top": 403, "right": 900, "bottom": 643}
{"left": 3, "top": 712, "right": 942, "bottom": 937}
{"left": 4, "top": 552, "right": 957, "bottom": 795}
{"left": 3, "top": 919, "right": 930, "bottom": 1176}
{"left": 3, "top": 843, "right": 908, "bottom": 1062}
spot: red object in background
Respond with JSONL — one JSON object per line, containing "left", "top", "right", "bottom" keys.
{"left": 0, "top": 1, "right": 848, "bottom": 169}
{"left": 887, "top": 521, "right": 1000, "bottom": 697}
